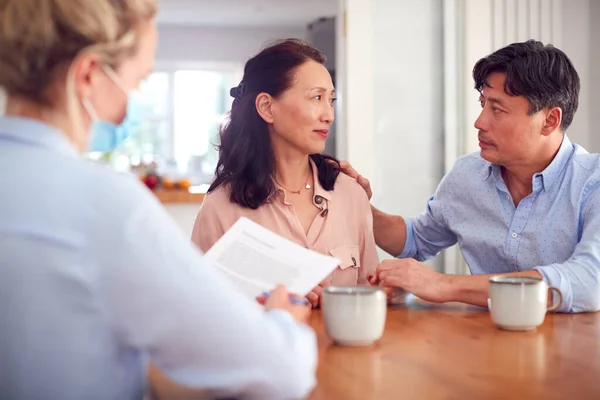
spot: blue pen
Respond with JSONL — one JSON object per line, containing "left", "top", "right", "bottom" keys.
{"left": 261, "top": 291, "right": 310, "bottom": 305}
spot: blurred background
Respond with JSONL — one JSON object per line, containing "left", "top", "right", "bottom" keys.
{"left": 1, "top": 0, "right": 597, "bottom": 273}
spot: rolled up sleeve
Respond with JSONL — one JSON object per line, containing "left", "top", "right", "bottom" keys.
{"left": 398, "top": 178, "right": 457, "bottom": 261}
{"left": 534, "top": 188, "right": 600, "bottom": 313}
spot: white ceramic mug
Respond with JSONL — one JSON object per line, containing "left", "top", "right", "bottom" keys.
{"left": 321, "top": 286, "right": 387, "bottom": 346}
{"left": 488, "top": 276, "right": 562, "bottom": 331}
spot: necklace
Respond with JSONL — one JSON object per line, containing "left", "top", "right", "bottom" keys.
{"left": 275, "top": 168, "right": 312, "bottom": 195}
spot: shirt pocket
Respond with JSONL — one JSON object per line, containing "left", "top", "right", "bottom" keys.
{"left": 329, "top": 245, "right": 361, "bottom": 285}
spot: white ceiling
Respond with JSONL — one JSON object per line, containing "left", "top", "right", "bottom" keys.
{"left": 156, "top": 0, "right": 338, "bottom": 28}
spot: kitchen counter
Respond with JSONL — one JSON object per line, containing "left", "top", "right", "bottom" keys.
{"left": 153, "top": 187, "right": 206, "bottom": 205}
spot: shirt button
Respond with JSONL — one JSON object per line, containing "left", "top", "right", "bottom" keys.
{"left": 506, "top": 194, "right": 510, "bottom": 200}
{"left": 321, "top": 208, "right": 329, "bottom": 217}
{"left": 511, "top": 232, "right": 518, "bottom": 238}
{"left": 314, "top": 195, "right": 323, "bottom": 205}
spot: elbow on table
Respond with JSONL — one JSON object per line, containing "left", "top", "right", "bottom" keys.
{"left": 570, "top": 277, "right": 600, "bottom": 313}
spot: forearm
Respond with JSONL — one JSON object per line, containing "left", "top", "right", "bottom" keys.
{"left": 372, "top": 205, "right": 407, "bottom": 257}
{"left": 442, "top": 270, "right": 543, "bottom": 307}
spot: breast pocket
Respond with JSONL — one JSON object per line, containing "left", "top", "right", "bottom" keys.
{"left": 329, "top": 245, "right": 361, "bottom": 285}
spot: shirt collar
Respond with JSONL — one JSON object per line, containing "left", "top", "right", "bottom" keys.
{"left": 483, "top": 135, "right": 574, "bottom": 191}
{"left": 536, "top": 135, "right": 574, "bottom": 191}
{"left": 310, "top": 158, "right": 332, "bottom": 201}
{"left": 0, "top": 116, "right": 79, "bottom": 158}
{"left": 270, "top": 158, "right": 332, "bottom": 204}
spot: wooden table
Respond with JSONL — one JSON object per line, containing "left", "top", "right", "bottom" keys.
{"left": 149, "top": 297, "right": 600, "bottom": 399}
{"left": 309, "top": 297, "right": 600, "bottom": 400}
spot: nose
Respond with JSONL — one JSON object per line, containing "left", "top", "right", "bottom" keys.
{"left": 474, "top": 109, "right": 487, "bottom": 133}
{"left": 321, "top": 102, "right": 334, "bottom": 125}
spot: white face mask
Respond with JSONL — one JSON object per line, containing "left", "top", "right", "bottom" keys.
{"left": 82, "top": 65, "right": 146, "bottom": 153}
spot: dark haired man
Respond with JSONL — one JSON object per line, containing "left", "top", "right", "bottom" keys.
{"left": 344, "top": 40, "right": 599, "bottom": 313}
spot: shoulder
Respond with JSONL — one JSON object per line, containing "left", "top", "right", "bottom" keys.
{"left": 192, "top": 183, "right": 249, "bottom": 251}
{"left": 567, "top": 145, "right": 600, "bottom": 205}
{"left": 201, "top": 183, "right": 233, "bottom": 205}
{"left": 331, "top": 172, "right": 371, "bottom": 210}
{"left": 79, "top": 164, "right": 169, "bottom": 239}
{"left": 571, "top": 144, "right": 600, "bottom": 172}
{"left": 449, "top": 151, "right": 490, "bottom": 177}
{"left": 195, "top": 183, "right": 247, "bottom": 226}
{"left": 58, "top": 160, "right": 170, "bottom": 247}
{"left": 439, "top": 152, "right": 490, "bottom": 189}
{"left": 84, "top": 163, "right": 157, "bottom": 212}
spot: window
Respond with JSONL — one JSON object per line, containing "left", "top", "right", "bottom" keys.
{"left": 98, "top": 63, "right": 242, "bottom": 184}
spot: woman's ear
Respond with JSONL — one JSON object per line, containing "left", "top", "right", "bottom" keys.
{"left": 255, "top": 92, "right": 274, "bottom": 123}
{"left": 71, "top": 52, "right": 103, "bottom": 101}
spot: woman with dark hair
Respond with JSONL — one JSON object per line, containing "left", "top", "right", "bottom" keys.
{"left": 192, "top": 39, "right": 378, "bottom": 307}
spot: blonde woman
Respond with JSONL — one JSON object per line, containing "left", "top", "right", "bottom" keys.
{"left": 0, "top": 1, "right": 317, "bottom": 399}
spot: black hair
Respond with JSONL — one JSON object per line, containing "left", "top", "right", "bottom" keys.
{"left": 209, "top": 38, "right": 340, "bottom": 209}
{"left": 473, "top": 39, "right": 580, "bottom": 131}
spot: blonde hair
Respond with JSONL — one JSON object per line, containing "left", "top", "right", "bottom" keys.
{"left": 0, "top": 0, "right": 157, "bottom": 104}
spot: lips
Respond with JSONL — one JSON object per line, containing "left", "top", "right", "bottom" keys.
{"left": 478, "top": 136, "right": 494, "bottom": 148}
{"left": 314, "top": 129, "right": 329, "bottom": 139}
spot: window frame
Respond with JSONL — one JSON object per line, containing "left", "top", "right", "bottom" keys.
{"left": 152, "top": 60, "right": 244, "bottom": 166}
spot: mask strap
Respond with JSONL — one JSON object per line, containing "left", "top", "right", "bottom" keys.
{"left": 101, "top": 64, "right": 129, "bottom": 94}
{"left": 82, "top": 98, "right": 99, "bottom": 121}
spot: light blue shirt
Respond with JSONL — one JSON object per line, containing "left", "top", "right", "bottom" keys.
{"left": 0, "top": 117, "right": 317, "bottom": 400}
{"left": 401, "top": 135, "right": 600, "bottom": 313}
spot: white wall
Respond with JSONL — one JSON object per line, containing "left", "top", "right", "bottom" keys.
{"left": 589, "top": 1, "right": 600, "bottom": 153}
{"left": 156, "top": 25, "right": 307, "bottom": 64}
{"left": 561, "top": 0, "right": 591, "bottom": 150}
{"left": 341, "top": 0, "right": 444, "bottom": 269}
{"left": 371, "top": 0, "right": 444, "bottom": 229}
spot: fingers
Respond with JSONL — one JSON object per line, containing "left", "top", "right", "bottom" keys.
{"left": 339, "top": 160, "right": 359, "bottom": 179}
{"left": 268, "top": 284, "right": 288, "bottom": 302}
{"left": 289, "top": 302, "right": 312, "bottom": 324}
{"left": 383, "top": 286, "right": 396, "bottom": 301}
{"left": 306, "top": 291, "right": 320, "bottom": 308}
{"left": 367, "top": 273, "right": 380, "bottom": 285}
{"left": 338, "top": 160, "right": 372, "bottom": 199}
{"left": 263, "top": 285, "right": 312, "bottom": 323}
{"left": 256, "top": 294, "right": 267, "bottom": 305}
{"left": 263, "top": 285, "right": 310, "bottom": 307}
{"left": 312, "top": 285, "right": 324, "bottom": 297}
{"left": 376, "top": 260, "right": 403, "bottom": 273}
{"left": 318, "top": 278, "right": 331, "bottom": 287}
{"left": 379, "top": 275, "right": 405, "bottom": 289}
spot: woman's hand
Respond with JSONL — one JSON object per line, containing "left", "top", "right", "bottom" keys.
{"left": 305, "top": 279, "right": 331, "bottom": 308}
{"left": 259, "top": 285, "right": 311, "bottom": 323}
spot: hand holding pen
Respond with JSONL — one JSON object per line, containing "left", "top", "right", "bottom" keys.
{"left": 258, "top": 285, "right": 311, "bottom": 324}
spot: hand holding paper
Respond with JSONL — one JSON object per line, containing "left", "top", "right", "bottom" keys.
{"left": 204, "top": 217, "right": 340, "bottom": 301}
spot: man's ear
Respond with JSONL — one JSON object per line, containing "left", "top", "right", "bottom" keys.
{"left": 255, "top": 92, "right": 274, "bottom": 123}
{"left": 541, "top": 106, "right": 562, "bottom": 136}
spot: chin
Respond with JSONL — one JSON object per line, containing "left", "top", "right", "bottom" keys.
{"left": 304, "top": 143, "right": 326, "bottom": 155}
{"left": 480, "top": 149, "right": 500, "bottom": 163}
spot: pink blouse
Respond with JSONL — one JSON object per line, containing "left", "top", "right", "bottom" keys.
{"left": 191, "top": 165, "right": 379, "bottom": 286}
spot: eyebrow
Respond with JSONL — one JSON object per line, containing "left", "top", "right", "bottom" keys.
{"left": 480, "top": 95, "right": 506, "bottom": 107}
{"left": 312, "top": 86, "right": 336, "bottom": 95}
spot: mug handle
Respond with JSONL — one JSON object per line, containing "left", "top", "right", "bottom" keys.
{"left": 547, "top": 286, "right": 563, "bottom": 312}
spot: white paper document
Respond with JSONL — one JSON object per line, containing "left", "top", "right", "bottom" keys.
{"left": 204, "top": 217, "right": 340, "bottom": 300}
